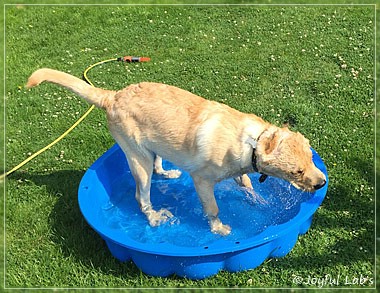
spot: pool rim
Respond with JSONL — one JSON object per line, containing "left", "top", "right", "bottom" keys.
{"left": 78, "top": 144, "right": 328, "bottom": 257}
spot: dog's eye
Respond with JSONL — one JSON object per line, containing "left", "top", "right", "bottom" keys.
{"left": 291, "top": 169, "right": 304, "bottom": 176}
{"left": 297, "top": 169, "right": 304, "bottom": 175}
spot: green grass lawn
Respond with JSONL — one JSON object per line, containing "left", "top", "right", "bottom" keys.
{"left": 4, "top": 2, "right": 376, "bottom": 290}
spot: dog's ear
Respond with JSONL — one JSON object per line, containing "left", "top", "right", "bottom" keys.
{"left": 255, "top": 127, "right": 283, "bottom": 156}
{"left": 263, "top": 130, "right": 281, "bottom": 154}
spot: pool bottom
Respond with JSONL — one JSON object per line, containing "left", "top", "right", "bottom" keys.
{"left": 99, "top": 164, "right": 313, "bottom": 248}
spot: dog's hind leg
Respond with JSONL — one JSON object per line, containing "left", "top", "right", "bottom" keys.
{"left": 153, "top": 155, "right": 182, "bottom": 179}
{"left": 117, "top": 141, "right": 174, "bottom": 226}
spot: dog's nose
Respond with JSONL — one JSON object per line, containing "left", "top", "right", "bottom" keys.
{"left": 314, "top": 179, "right": 326, "bottom": 190}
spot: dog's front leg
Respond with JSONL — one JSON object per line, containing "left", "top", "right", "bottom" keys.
{"left": 192, "top": 174, "right": 231, "bottom": 236}
{"left": 234, "top": 174, "right": 253, "bottom": 189}
{"left": 234, "top": 174, "right": 268, "bottom": 204}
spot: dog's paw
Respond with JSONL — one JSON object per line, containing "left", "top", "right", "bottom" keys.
{"left": 210, "top": 218, "right": 231, "bottom": 236}
{"left": 147, "top": 208, "right": 174, "bottom": 226}
{"left": 157, "top": 169, "right": 182, "bottom": 179}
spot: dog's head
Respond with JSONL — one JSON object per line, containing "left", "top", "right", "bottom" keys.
{"left": 255, "top": 126, "right": 326, "bottom": 192}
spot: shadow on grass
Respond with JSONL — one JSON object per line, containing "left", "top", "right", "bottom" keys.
{"left": 12, "top": 170, "right": 143, "bottom": 280}
{"left": 11, "top": 154, "right": 376, "bottom": 280}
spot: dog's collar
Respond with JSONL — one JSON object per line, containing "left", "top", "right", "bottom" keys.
{"left": 251, "top": 148, "right": 260, "bottom": 173}
{"left": 251, "top": 129, "right": 268, "bottom": 183}
{"left": 252, "top": 148, "right": 268, "bottom": 183}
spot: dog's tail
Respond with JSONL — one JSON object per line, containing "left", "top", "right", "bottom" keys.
{"left": 26, "top": 68, "right": 116, "bottom": 109}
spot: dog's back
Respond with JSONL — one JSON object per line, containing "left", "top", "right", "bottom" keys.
{"left": 107, "top": 81, "right": 262, "bottom": 177}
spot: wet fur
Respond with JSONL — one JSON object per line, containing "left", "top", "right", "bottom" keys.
{"left": 27, "top": 68, "right": 326, "bottom": 235}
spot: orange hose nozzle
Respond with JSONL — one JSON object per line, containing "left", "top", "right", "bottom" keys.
{"left": 118, "top": 56, "right": 151, "bottom": 62}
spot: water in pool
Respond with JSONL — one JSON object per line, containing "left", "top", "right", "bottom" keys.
{"left": 98, "top": 160, "right": 314, "bottom": 248}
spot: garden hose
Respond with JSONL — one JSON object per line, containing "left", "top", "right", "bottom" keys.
{"left": 1, "top": 56, "right": 150, "bottom": 180}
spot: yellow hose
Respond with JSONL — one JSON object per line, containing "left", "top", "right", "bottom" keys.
{"left": 0, "top": 57, "right": 118, "bottom": 180}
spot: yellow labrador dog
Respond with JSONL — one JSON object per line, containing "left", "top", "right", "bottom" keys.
{"left": 27, "top": 69, "right": 326, "bottom": 235}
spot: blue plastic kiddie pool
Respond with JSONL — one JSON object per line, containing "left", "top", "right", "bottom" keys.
{"left": 78, "top": 143, "right": 328, "bottom": 279}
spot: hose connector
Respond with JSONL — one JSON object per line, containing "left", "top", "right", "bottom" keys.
{"left": 117, "top": 56, "right": 151, "bottom": 62}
